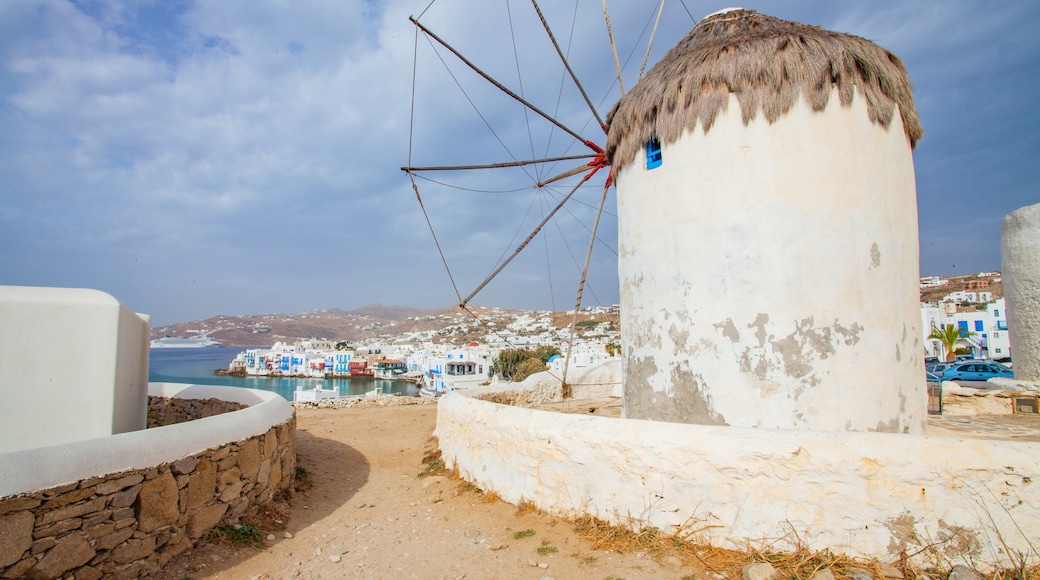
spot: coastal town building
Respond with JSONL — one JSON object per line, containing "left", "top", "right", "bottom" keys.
{"left": 921, "top": 298, "right": 1011, "bottom": 360}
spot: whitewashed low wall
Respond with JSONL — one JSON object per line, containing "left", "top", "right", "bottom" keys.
{"left": 437, "top": 389, "right": 1039, "bottom": 569}
{"left": 0, "top": 383, "right": 295, "bottom": 579}
{"left": 0, "top": 383, "right": 293, "bottom": 498}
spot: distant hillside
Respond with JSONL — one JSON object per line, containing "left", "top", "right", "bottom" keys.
{"left": 919, "top": 272, "right": 1002, "bottom": 307}
{"left": 150, "top": 304, "right": 620, "bottom": 348}
{"left": 153, "top": 274, "right": 1002, "bottom": 348}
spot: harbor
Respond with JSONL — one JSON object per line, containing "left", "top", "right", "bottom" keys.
{"left": 148, "top": 348, "right": 419, "bottom": 402}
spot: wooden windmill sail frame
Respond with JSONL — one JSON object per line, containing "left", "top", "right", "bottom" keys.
{"left": 403, "top": 0, "right": 672, "bottom": 396}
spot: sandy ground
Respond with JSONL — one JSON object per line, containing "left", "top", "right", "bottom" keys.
{"left": 155, "top": 398, "right": 1040, "bottom": 580}
{"left": 156, "top": 401, "right": 695, "bottom": 580}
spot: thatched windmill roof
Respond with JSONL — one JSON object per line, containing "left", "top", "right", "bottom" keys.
{"left": 605, "top": 8, "right": 923, "bottom": 169}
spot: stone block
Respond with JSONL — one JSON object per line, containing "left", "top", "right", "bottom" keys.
{"left": 94, "top": 474, "right": 144, "bottom": 496}
{"left": 210, "top": 446, "right": 232, "bottom": 461}
{"left": 0, "top": 497, "right": 41, "bottom": 516}
{"left": 136, "top": 471, "right": 179, "bottom": 533}
{"left": 171, "top": 456, "right": 199, "bottom": 476}
{"left": 184, "top": 459, "right": 216, "bottom": 511}
{"left": 218, "top": 466, "right": 241, "bottom": 487}
{"left": 219, "top": 480, "right": 245, "bottom": 504}
{"left": 84, "top": 522, "right": 115, "bottom": 541}
{"left": 110, "top": 507, "right": 134, "bottom": 523}
{"left": 94, "top": 527, "right": 134, "bottom": 551}
{"left": 269, "top": 456, "right": 282, "bottom": 492}
{"left": 31, "top": 537, "right": 56, "bottom": 556}
{"left": 109, "top": 485, "right": 141, "bottom": 509}
{"left": 38, "top": 497, "right": 106, "bottom": 527}
{"left": 217, "top": 454, "right": 237, "bottom": 472}
{"left": 257, "top": 458, "right": 272, "bottom": 485}
{"left": 263, "top": 428, "right": 278, "bottom": 458}
{"left": 228, "top": 497, "right": 249, "bottom": 519}
{"left": 31, "top": 532, "right": 95, "bottom": 579}
{"left": 42, "top": 482, "right": 79, "bottom": 497}
{"left": 237, "top": 439, "right": 261, "bottom": 480}
{"left": 186, "top": 503, "right": 227, "bottom": 539}
{"left": 0, "top": 511, "right": 34, "bottom": 567}
{"left": 33, "top": 517, "right": 84, "bottom": 540}
{"left": 80, "top": 511, "right": 112, "bottom": 530}
{"left": 40, "top": 488, "right": 96, "bottom": 512}
{"left": 110, "top": 537, "right": 154, "bottom": 565}
{"left": 2, "top": 556, "right": 37, "bottom": 579}
{"left": 75, "top": 565, "right": 103, "bottom": 580}
{"left": 158, "top": 536, "right": 191, "bottom": 567}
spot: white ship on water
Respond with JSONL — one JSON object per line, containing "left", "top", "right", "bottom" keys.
{"left": 150, "top": 335, "right": 220, "bottom": 348}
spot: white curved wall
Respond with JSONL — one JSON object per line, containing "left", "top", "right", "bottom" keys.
{"left": 436, "top": 390, "right": 1039, "bottom": 568}
{"left": 615, "top": 91, "right": 924, "bottom": 433}
{"left": 1002, "top": 203, "right": 1040, "bottom": 381}
{"left": 0, "top": 383, "right": 294, "bottom": 498}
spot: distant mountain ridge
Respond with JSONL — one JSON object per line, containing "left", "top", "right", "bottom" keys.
{"left": 151, "top": 304, "right": 541, "bottom": 347}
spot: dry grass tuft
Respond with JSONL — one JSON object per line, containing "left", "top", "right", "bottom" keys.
{"left": 515, "top": 498, "right": 539, "bottom": 517}
{"left": 482, "top": 490, "right": 501, "bottom": 504}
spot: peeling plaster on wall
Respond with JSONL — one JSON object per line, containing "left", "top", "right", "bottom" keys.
{"left": 668, "top": 321, "right": 690, "bottom": 357}
{"left": 874, "top": 417, "right": 901, "bottom": 433}
{"left": 625, "top": 355, "right": 728, "bottom": 425}
{"left": 749, "top": 313, "right": 770, "bottom": 347}
{"left": 775, "top": 317, "right": 838, "bottom": 377}
{"left": 885, "top": 512, "right": 922, "bottom": 555}
{"left": 624, "top": 356, "right": 659, "bottom": 418}
{"left": 714, "top": 318, "right": 741, "bottom": 343}
{"left": 870, "top": 242, "right": 881, "bottom": 269}
{"left": 833, "top": 321, "right": 863, "bottom": 345}
{"left": 631, "top": 365, "right": 728, "bottom": 425}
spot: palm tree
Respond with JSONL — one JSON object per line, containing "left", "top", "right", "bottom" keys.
{"left": 928, "top": 324, "right": 977, "bottom": 361}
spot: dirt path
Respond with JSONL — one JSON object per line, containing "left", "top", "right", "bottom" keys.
{"left": 155, "top": 399, "right": 1040, "bottom": 579}
{"left": 157, "top": 402, "right": 689, "bottom": 580}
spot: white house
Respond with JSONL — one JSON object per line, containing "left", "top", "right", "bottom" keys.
{"left": 922, "top": 298, "right": 1010, "bottom": 360}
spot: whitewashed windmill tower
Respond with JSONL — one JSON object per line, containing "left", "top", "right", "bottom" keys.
{"left": 605, "top": 9, "right": 926, "bottom": 433}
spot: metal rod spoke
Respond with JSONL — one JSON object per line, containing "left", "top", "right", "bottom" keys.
{"left": 460, "top": 178, "right": 585, "bottom": 307}
{"left": 402, "top": 154, "right": 595, "bottom": 173}
{"left": 530, "top": 0, "right": 606, "bottom": 131}
{"left": 410, "top": 16, "right": 597, "bottom": 151}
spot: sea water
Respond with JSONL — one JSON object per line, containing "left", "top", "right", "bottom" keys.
{"left": 148, "top": 348, "right": 419, "bottom": 401}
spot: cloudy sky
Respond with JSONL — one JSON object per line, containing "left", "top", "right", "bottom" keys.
{"left": 1, "top": 1, "right": 1037, "bottom": 325}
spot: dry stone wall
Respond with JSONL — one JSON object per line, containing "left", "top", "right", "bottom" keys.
{"left": 0, "top": 398, "right": 295, "bottom": 579}
{"left": 147, "top": 396, "right": 247, "bottom": 426}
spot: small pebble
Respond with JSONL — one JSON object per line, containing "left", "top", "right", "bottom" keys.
{"left": 538, "top": 562, "right": 549, "bottom": 569}
{"left": 265, "top": 534, "right": 276, "bottom": 542}
{"left": 329, "top": 555, "right": 341, "bottom": 563}
{"left": 283, "top": 531, "right": 294, "bottom": 539}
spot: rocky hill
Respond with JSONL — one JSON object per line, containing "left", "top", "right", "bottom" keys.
{"left": 919, "top": 272, "right": 1002, "bottom": 308}
{"left": 153, "top": 272, "right": 998, "bottom": 348}
{"left": 151, "top": 304, "right": 621, "bottom": 347}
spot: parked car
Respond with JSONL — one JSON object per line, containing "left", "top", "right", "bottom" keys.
{"left": 930, "top": 362, "right": 1013, "bottom": 382}
{"left": 994, "top": 356, "right": 1013, "bottom": 368}
{"left": 925, "top": 371, "right": 941, "bottom": 384}
{"left": 925, "top": 362, "right": 955, "bottom": 374}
